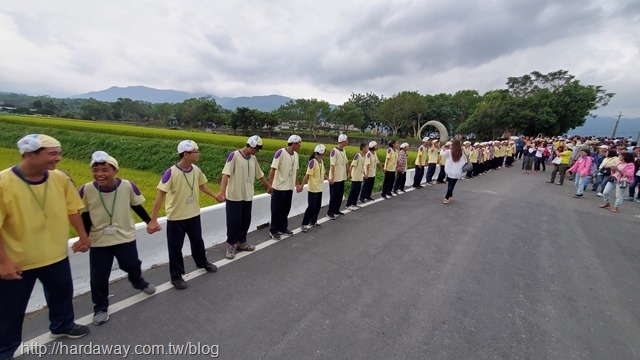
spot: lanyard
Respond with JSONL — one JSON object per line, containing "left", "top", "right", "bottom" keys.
{"left": 15, "top": 167, "right": 49, "bottom": 218}
{"left": 178, "top": 165, "right": 196, "bottom": 195}
{"left": 98, "top": 185, "right": 118, "bottom": 225}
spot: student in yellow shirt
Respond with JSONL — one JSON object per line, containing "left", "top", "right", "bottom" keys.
{"left": 412, "top": 137, "right": 430, "bottom": 188}
{"left": 301, "top": 145, "right": 328, "bottom": 232}
{"left": 360, "top": 141, "right": 384, "bottom": 202}
{"left": 346, "top": 143, "right": 368, "bottom": 210}
{"left": 425, "top": 140, "right": 440, "bottom": 186}
{"left": 436, "top": 142, "right": 450, "bottom": 184}
{"left": 147, "top": 140, "right": 220, "bottom": 290}
{"left": 268, "top": 135, "right": 302, "bottom": 240}
{"left": 327, "top": 134, "right": 350, "bottom": 219}
{"left": 382, "top": 140, "right": 398, "bottom": 198}
{"left": 0, "top": 134, "right": 91, "bottom": 358}
{"left": 79, "top": 151, "right": 158, "bottom": 326}
{"left": 219, "top": 136, "right": 272, "bottom": 259}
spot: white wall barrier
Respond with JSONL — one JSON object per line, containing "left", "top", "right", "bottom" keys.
{"left": 27, "top": 166, "right": 441, "bottom": 312}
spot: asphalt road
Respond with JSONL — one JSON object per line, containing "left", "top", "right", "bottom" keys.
{"left": 20, "top": 166, "right": 640, "bottom": 359}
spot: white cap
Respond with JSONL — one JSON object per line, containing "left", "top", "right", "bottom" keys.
{"left": 422, "top": 137, "right": 430, "bottom": 142}
{"left": 338, "top": 134, "right": 348, "bottom": 142}
{"left": 445, "top": 141, "right": 452, "bottom": 146}
{"left": 474, "top": 142, "right": 480, "bottom": 146}
{"left": 90, "top": 151, "right": 119, "bottom": 169}
{"left": 247, "top": 135, "right": 263, "bottom": 148}
{"left": 17, "top": 134, "right": 61, "bottom": 154}
{"left": 463, "top": 141, "right": 471, "bottom": 145}
{"left": 400, "top": 142, "right": 409, "bottom": 149}
{"left": 314, "top": 144, "right": 326, "bottom": 154}
{"left": 599, "top": 145, "right": 608, "bottom": 149}
{"left": 287, "top": 135, "right": 302, "bottom": 144}
{"left": 177, "top": 140, "right": 198, "bottom": 154}
{"left": 369, "top": 141, "right": 377, "bottom": 148}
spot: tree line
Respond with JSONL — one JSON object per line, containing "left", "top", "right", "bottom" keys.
{"left": 0, "top": 70, "right": 614, "bottom": 139}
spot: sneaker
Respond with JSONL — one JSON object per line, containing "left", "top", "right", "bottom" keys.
{"left": 327, "top": 213, "right": 337, "bottom": 220}
{"left": 347, "top": 205, "right": 358, "bottom": 211}
{"left": 201, "top": 262, "right": 218, "bottom": 273}
{"left": 312, "top": 222, "right": 322, "bottom": 227}
{"left": 51, "top": 324, "right": 90, "bottom": 339}
{"left": 270, "top": 232, "right": 281, "bottom": 240}
{"left": 573, "top": 194, "right": 583, "bottom": 198}
{"left": 425, "top": 183, "right": 432, "bottom": 187}
{"left": 301, "top": 225, "right": 309, "bottom": 233}
{"left": 381, "top": 194, "right": 388, "bottom": 199}
{"left": 171, "top": 276, "right": 188, "bottom": 290}
{"left": 625, "top": 197, "right": 634, "bottom": 201}
{"left": 335, "top": 211, "right": 344, "bottom": 216}
{"left": 92, "top": 311, "right": 109, "bottom": 326}
{"left": 225, "top": 246, "right": 235, "bottom": 259}
{"left": 367, "top": 197, "right": 375, "bottom": 201}
{"left": 398, "top": 189, "right": 406, "bottom": 193}
{"left": 142, "top": 284, "right": 156, "bottom": 295}
{"left": 443, "top": 198, "right": 451, "bottom": 204}
{"left": 596, "top": 192, "right": 603, "bottom": 197}
{"left": 279, "top": 229, "right": 294, "bottom": 236}
{"left": 392, "top": 191, "right": 399, "bottom": 195}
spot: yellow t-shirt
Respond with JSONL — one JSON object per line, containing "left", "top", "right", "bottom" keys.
{"left": 305, "top": 158, "right": 325, "bottom": 193}
{"left": 470, "top": 148, "right": 479, "bottom": 163}
{"left": 270, "top": 148, "right": 299, "bottom": 191}
{"left": 329, "top": 147, "right": 348, "bottom": 182}
{"left": 384, "top": 148, "right": 398, "bottom": 172}
{"left": 364, "top": 151, "right": 379, "bottom": 177}
{"left": 558, "top": 150, "right": 572, "bottom": 165}
{"left": 222, "top": 150, "right": 265, "bottom": 201}
{"left": 495, "top": 146, "right": 504, "bottom": 157}
{"left": 157, "top": 164, "right": 207, "bottom": 221}
{"left": 415, "top": 145, "right": 427, "bottom": 166}
{"left": 350, "top": 153, "right": 366, "bottom": 182}
{"left": 439, "top": 153, "right": 446, "bottom": 165}
{"left": 80, "top": 179, "right": 144, "bottom": 247}
{"left": 0, "top": 168, "right": 83, "bottom": 270}
{"left": 505, "top": 145, "right": 514, "bottom": 156}
{"left": 427, "top": 147, "right": 439, "bottom": 164}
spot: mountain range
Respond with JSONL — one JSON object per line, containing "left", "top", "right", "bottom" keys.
{"left": 72, "top": 86, "right": 294, "bottom": 112}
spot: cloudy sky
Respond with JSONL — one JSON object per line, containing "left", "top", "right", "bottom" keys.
{"left": 1, "top": 0, "right": 639, "bottom": 117}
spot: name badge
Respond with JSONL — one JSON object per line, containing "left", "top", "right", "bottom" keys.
{"left": 103, "top": 225, "right": 117, "bottom": 235}
{"left": 186, "top": 196, "right": 195, "bottom": 204}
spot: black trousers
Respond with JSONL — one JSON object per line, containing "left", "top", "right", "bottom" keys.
{"left": 425, "top": 163, "right": 437, "bottom": 183}
{"left": 167, "top": 215, "right": 209, "bottom": 279}
{"left": 328, "top": 180, "right": 344, "bottom": 215}
{"left": 90, "top": 241, "right": 148, "bottom": 313}
{"left": 360, "top": 177, "right": 375, "bottom": 201}
{"left": 436, "top": 165, "right": 447, "bottom": 182}
{"left": 0, "top": 258, "right": 75, "bottom": 359}
{"left": 382, "top": 171, "right": 395, "bottom": 195}
{"left": 226, "top": 200, "right": 253, "bottom": 245}
{"left": 413, "top": 166, "right": 425, "bottom": 187}
{"left": 445, "top": 177, "right": 458, "bottom": 199}
{"left": 393, "top": 172, "right": 406, "bottom": 191}
{"left": 302, "top": 192, "right": 322, "bottom": 226}
{"left": 346, "top": 181, "right": 362, "bottom": 206}
{"left": 270, "top": 189, "right": 293, "bottom": 234}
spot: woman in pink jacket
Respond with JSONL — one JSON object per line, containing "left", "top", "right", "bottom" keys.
{"left": 567, "top": 148, "right": 593, "bottom": 198}
{"left": 599, "top": 152, "right": 636, "bottom": 213}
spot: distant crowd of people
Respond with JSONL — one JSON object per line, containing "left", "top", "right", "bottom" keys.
{"left": 2, "top": 131, "right": 638, "bottom": 359}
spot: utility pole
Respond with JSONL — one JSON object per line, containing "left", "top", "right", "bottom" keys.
{"left": 611, "top": 111, "right": 623, "bottom": 138}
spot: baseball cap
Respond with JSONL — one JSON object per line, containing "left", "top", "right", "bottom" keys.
{"left": 400, "top": 142, "right": 409, "bottom": 149}
{"left": 369, "top": 141, "right": 377, "bottom": 148}
{"left": 338, "top": 134, "right": 348, "bottom": 142}
{"left": 422, "top": 137, "right": 430, "bottom": 142}
{"left": 177, "top": 140, "right": 199, "bottom": 154}
{"left": 598, "top": 145, "right": 608, "bottom": 149}
{"left": 445, "top": 141, "right": 452, "bottom": 146}
{"left": 90, "top": 151, "right": 119, "bottom": 169}
{"left": 247, "top": 135, "right": 263, "bottom": 148}
{"left": 287, "top": 135, "right": 302, "bottom": 144}
{"left": 314, "top": 144, "right": 326, "bottom": 154}
{"left": 17, "top": 134, "right": 61, "bottom": 154}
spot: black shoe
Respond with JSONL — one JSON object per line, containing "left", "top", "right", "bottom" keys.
{"left": 279, "top": 229, "right": 294, "bottom": 236}
{"left": 50, "top": 324, "right": 90, "bottom": 339}
{"left": 312, "top": 222, "right": 322, "bottom": 227}
{"left": 201, "top": 262, "right": 218, "bottom": 273}
{"left": 336, "top": 211, "right": 345, "bottom": 215}
{"left": 573, "top": 194, "right": 583, "bottom": 198}
{"left": 546, "top": 181, "right": 554, "bottom": 183}
{"left": 171, "top": 276, "right": 188, "bottom": 290}
{"left": 327, "top": 213, "right": 337, "bottom": 220}
{"left": 270, "top": 232, "right": 281, "bottom": 240}
{"left": 381, "top": 194, "right": 387, "bottom": 199}
{"left": 398, "top": 189, "right": 406, "bottom": 193}
{"left": 367, "top": 197, "right": 375, "bottom": 201}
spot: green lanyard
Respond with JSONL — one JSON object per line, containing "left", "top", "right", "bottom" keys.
{"left": 15, "top": 167, "right": 49, "bottom": 218}
{"left": 179, "top": 165, "right": 196, "bottom": 195}
{"left": 98, "top": 185, "right": 118, "bottom": 225}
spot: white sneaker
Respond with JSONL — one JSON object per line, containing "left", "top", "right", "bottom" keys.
{"left": 347, "top": 205, "right": 358, "bottom": 210}
{"left": 596, "top": 192, "right": 603, "bottom": 197}
{"left": 301, "top": 225, "right": 309, "bottom": 233}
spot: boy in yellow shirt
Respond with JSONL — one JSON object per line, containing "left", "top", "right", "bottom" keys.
{"left": 301, "top": 145, "right": 328, "bottom": 232}
{"left": 346, "top": 143, "right": 368, "bottom": 210}
{"left": 147, "top": 140, "right": 220, "bottom": 290}
{"left": 382, "top": 140, "right": 398, "bottom": 198}
{"left": 327, "top": 134, "right": 350, "bottom": 219}
{"left": 79, "top": 151, "right": 158, "bottom": 325}
{"left": 1, "top": 134, "right": 91, "bottom": 358}
{"left": 360, "top": 141, "right": 384, "bottom": 202}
